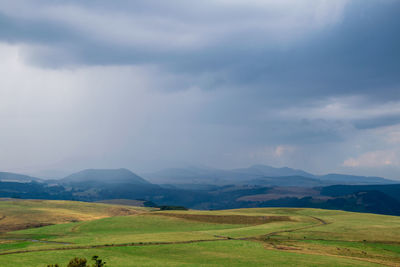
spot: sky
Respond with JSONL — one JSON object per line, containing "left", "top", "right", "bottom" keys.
{"left": 0, "top": 0, "right": 400, "bottom": 179}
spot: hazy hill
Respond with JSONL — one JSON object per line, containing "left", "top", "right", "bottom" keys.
{"left": 143, "top": 165, "right": 315, "bottom": 185}
{"left": 317, "top": 174, "right": 395, "bottom": 185}
{"left": 232, "top": 165, "right": 315, "bottom": 178}
{"left": 62, "top": 168, "right": 151, "bottom": 185}
{"left": 244, "top": 174, "right": 395, "bottom": 188}
{"left": 143, "top": 164, "right": 394, "bottom": 186}
{"left": 142, "top": 166, "right": 236, "bottom": 184}
{"left": 245, "top": 175, "right": 328, "bottom": 187}
{"left": 243, "top": 173, "right": 396, "bottom": 187}
{"left": 0, "top": 172, "right": 42, "bottom": 183}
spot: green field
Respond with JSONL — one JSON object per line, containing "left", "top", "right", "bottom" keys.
{"left": 0, "top": 200, "right": 399, "bottom": 266}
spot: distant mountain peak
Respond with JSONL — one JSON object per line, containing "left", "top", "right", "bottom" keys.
{"left": 62, "top": 168, "right": 150, "bottom": 185}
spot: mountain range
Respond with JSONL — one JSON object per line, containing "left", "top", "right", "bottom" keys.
{"left": 1, "top": 165, "right": 396, "bottom": 187}
{"left": 142, "top": 165, "right": 395, "bottom": 186}
{"left": 1, "top": 165, "right": 399, "bottom": 216}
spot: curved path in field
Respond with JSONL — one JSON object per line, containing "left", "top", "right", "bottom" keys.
{"left": 0, "top": 214, "right": 329, "bottom": 256}
{"left": 0, "top": 237, "right": 233, "bottom": 256}
{"left": 0, "top": 238, "right": 72, "bottom": 245}
{"left": 0, "top": 213, "right": 394, "bottom": 266}
{"left": 262, "top": 215, "right": 329, "bottom": 239}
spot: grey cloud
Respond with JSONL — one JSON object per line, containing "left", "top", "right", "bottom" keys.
{"left": 1, "top": 0, "right": 398, "bottom": 109}
{"left": 354, "top": 115, "right": 400, "bottom": 130}
{"left": 1, "top": 0, "right": 398, "bottom": 103}
{"left": 0, "top": 11, "right": 80, "bottom": 44}
{"left": 1, "top": 0, "right": 400, "bottom": 178}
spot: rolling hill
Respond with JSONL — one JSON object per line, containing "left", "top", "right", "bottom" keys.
{"left": 0, "top": 200, "right": 399, "bottom": 266}
{"left": 0, "top": 199, "right": 148, "bottom": 233}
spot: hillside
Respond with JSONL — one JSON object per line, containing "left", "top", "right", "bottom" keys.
{"left": 0, "top": 199, "right": 149, "bottom": 233}
{"left": 321, "top": 184, "right": 400, "bottom": 202}
{"left": 0, "top": 181, "right": 72, "bottom": 200}
{"left": 0, "top": 200, "right": 399, "bottom": 266}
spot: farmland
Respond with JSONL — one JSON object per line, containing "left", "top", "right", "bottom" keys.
{"left": 0, "top": 200, "right": 399, "bottom": 266}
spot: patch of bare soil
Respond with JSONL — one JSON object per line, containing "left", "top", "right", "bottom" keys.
{"left": 97, "top": 199, "right": 146, "bottom": 207}
{"left": 153, "top": 213, "right": 292, "bottom": 225}
{"left": 275, "top": 245, "right": 302, "bottom": 250}
{"left": 106, "top": 207, "right": 141, "bottom": 216}
{"left": 0, "top": 222, "right": 54, "bottom": 233}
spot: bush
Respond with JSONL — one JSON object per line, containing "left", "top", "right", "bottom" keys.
{"left": 158, "top": 205, "right": 188, "bottom": 210}
{"left": 47, "top": 255, "right": 106, "bottom": 267}
{"left": 67, "top": 257, "right": 87, "bottom": 267}
{"left": 92, "top": 255, "right": 106, "bottom": 267}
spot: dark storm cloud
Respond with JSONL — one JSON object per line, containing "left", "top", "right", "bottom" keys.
{"left": 0, "top": 12, "right": 76, "bottom": 43}
{"left": 194, "top": 0, "right": 400, "bottom": 102}
{"left": 1, "top": 0, "right": 398, "bottom": 104}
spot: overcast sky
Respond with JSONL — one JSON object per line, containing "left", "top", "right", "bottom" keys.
{"left": 1, "top": 0, "right": 400, "bottom": 179}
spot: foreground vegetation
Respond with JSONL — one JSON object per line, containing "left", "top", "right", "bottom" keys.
{"left": 0, "top": 200, "right": 399, "bottom": 266}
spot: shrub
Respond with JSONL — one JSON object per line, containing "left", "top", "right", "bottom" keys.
{"left": 92, "top": 255, "right": 106, "bottom": 267}
{"left": 67, "top": 257, "right": 87, "bottom": 267}
{"left": 47, "top": 255, "right": 106, "bottom": 267}
{"left": 158, "top": 205, "right": 188, "bottom": 210}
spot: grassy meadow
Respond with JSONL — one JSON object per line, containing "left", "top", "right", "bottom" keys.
{"left": 0, "top": 200, "right": 399, "bottom": 266}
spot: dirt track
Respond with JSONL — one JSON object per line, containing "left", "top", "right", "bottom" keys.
{"left": 0, "top": 214, "right": 324, "bottom": 256}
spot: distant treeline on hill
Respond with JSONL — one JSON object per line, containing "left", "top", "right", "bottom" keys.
{"left": 158, "top": 205, "right": 188, "bottom": 211}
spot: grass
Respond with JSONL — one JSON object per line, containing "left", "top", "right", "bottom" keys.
{"left": 0, "top": 240, "right": 381, "bottom": 267}
{"left": 279, "top": 208, "right": 400, "bottom": 242}
{"left": 0, "top": 200, "right": 399, "bottom": 266}
{"left": 20, "top": 215, "right": 247, "bottom": 245}
{"left": 0, "top": 199, "right": 149, "bottom": 232}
